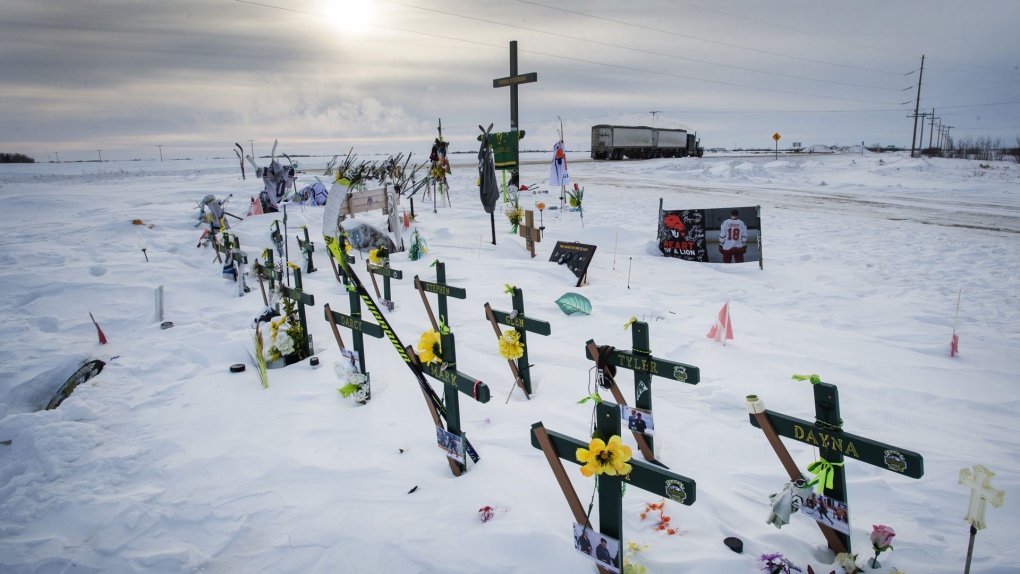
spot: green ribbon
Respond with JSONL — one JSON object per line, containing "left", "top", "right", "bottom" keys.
{"left": 806, "top": 458, "right": 845, "bottom": 494}
{"left": 430, "top": 259, "right": 440, "bottom": 267}
{"left": 792, "top": 373, "right": 822, "bottom": 385}
{"left": 623, "top": 317, "right": 637, "bottom": 330}
{"left": 503, "top": 284, "right": 516, "bottom": 295}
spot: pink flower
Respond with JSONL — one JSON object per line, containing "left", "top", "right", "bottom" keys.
{"left": 871, "top": 525, "right": 896, "bottom": 551}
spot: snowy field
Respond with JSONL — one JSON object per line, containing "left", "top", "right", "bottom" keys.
{"left": 0, "top": 151, "right": 1017, "bottom": 573}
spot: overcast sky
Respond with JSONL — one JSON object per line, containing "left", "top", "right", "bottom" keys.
{"left": 3, "top": 0, "right": 1018, "bottom": 161}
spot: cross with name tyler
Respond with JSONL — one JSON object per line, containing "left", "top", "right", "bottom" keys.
{"left": 415, "top": 260, "right": 467, "bottom": 330}
{"left": 492, "top": 40, "right": 537, "bottom": 175}
{"left": 585, "top": 321, "right": 700, "bottom": 466}
{"left": 746, "top": 377, "right": 924, "bottom": 554}
{"left": 531, "top": 400, "right": 696, "bottom": 574}
{"left": 484, "top": 285, "right": 551, "bottom": 399}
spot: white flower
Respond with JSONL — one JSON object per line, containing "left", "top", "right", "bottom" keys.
{"left": 354, "top": 389, "right": 368, "bottom": 402}
{"left": 274, "top": 332, "right": 295, "bottom": 356}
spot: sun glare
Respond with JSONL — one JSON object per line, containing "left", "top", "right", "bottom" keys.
{"left": 326, "top": 0, "right": 375, "bottom": 34}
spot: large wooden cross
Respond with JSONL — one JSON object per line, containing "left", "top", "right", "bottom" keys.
{"left": 277, "top": 268, "right": 315, "bottom": 359}
{"left": 492, "top": 40, "right": 537, "bottom": 173}
{"left": 483, "top": 286, "right": 550, "bottom": 399}
{"left": 323, "top": 282, "right": 384, "bottom": 399}
{"left": 519, "top": 209, "right": 541, "bottom": 257}
{"left": 251, "top": 254, "right": 278, "bottom": 306}
{"left": 296, "top": 226, "right": 317, "bottom": 274}
{"left": 367, "top": 248, "right": 403, "bottom": 311}
{"left": 584, "top": 321, "right": 700, "bottom": 465}
{"left": 417, "top": 328, "right": 490, "bottom": 475}
{"left": 746, "top": 380, "right": 924, "bottom": 554}
{"left": 415, "top": 260, "right": 467, "bottom": 330}
{"left": 531, "top": 400, "right": 696, "bottom": 574}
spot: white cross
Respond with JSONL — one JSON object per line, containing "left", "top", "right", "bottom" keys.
{"left": 959, "top": 464, "right": 1005, "bottom": 530}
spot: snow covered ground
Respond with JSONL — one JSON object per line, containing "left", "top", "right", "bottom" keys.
{"left": 0, "top": 151, "right": 1017, "bottom": 573}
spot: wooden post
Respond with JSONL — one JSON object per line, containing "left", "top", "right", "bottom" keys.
{"left": 518, "top": 209, "right": 541, "bottom": 257}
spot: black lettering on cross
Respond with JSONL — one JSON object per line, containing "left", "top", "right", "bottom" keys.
{"left": 484, "top": 286, "right": 551, "bottom": 398}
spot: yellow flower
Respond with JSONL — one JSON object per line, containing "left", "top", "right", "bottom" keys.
{"left": 369, "top": 248, "right": 382, "bottom": 265}
{"left": 498, "top": 330, "right": 525, "bottom": 360}
{"left": 344, "top": 241, "right": 353, "bottom": 254}
{"left": 576, "top": 435, "right": 633, "bottom": 477}
{"left": 417, "top": 330, "right": 442, "bottom": 364}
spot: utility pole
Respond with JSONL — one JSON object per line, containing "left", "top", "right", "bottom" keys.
{"left": 910, "top": 55, "right": 925, "bottom": 158}
{"left": 54, "top": 152, "right": 59, "bottom": 163}
{"left": 936, "top": 117, "right": 943, "bottom": 149}
{"left": 97, "top": 150, "right": 103, "bottom": 163}
{"left": 248, "top": 140, "right": 255, "bottom": 157}
{"left": 650, "top": 111, "right": 662, "bottom": 127}
{"left": 928, "top": 110, "right": 936, "bottom": 149}
{"left": 158, "top": 145, "right": 163, "bottom": 162}
{"left": 917, "top": 111, "right": 930, "bottom": 155}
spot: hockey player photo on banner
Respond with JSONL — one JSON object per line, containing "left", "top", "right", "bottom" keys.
{"left": 704, "top": 206, "right": 760, "bottom": 265}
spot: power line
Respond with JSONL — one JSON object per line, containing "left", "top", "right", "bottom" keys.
{"left": 377, "top": 0, "right": 900, "bottom": 91}
{"left": 512, "top": 0, "right": 905, "bottom": 76}
{"left": 234, "top": 0, "right": 904, "bottom": 105}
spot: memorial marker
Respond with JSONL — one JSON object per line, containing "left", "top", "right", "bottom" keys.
{"left": 518, "top": 210, "right": 541, "bottom": 257}
{"left": 484, "top": 286, "right": 551, "bottom": 398}
{"left": 296, "top": 226, "right": 317, "bottom": 274}
{"left": 746, "top": 378, "right": 924, "bottom": 554}
{"left": 367, "top": 247, "right": 404, "bottom": 311}
{"left": 415, "top": 260, "right": 467, "bottom": 330}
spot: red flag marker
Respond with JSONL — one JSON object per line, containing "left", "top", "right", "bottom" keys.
{"left": 950, "top": 288, "right": 962, "bottom": 357}
{"left": 707, "top": 301, "right": 734, "bottom": 345}
{"left": 247, "top": 197, "right": 263, "bottom": 217}
{"left": 89, "top": 312, "right": 108, "bottom": 345}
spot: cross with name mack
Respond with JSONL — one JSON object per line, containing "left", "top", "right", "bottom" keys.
{"left": 484, "top": 286, "right": 550, "bottom": 399}
{"left": 531, "top": 400, "right": 696, "bottom": 574}
{"left": 367, "top": 247, "right": 403, "bottom": 311}
{"left": 414, "top": 260, "right": 467, "bottom": 330}
{"left": 585, "top": 321, "right": 700, "bottom": 466}
{"left": 492, "top": 40, "right": 537, "bottom": 177}
{"left": 746, "top": 377, "right": 924, "bottom": 554}
{"left": 296, "top": 226, "right": 317, "bottom": 274}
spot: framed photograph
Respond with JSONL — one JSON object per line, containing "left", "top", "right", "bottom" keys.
{"left": 340, "top": 348, "right": 361, "bottom": 373}
{"left": 620, "top": 405, "right": 654, "bottom": 436}
{"left": 572, "top": 523, "right": 621, "bottom": 574}
{"left": 800, "top": 492, "right": 850, "bottom": 535}
{"left": 435, "top": 426, "right": 464, "bottom": 464}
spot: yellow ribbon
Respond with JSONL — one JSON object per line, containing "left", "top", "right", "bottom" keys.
{"left": 806, "top": 458, "right": 845, "bottom": 494}
{"left": 792, "top": 373, "right": 822, "bottom": 385}
{"left": 503, "top": 284, "right": 516, "bottom": 295}
{"left": 623, "top": 317, "right": 638, "bottom": 330}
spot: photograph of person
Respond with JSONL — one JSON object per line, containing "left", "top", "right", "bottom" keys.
{"left": 800, "top": 493, "right": 850, "bottom": 535}
{"left": 621, "top": 405, "right": 655, "bottom": 436}
{"left": 703, "top": 206, "right": 759, "bottom": 264}
{"left": 572, "top": 523, "right": 621, "bottom": 574}
{"left": 435, "top": 426, "right": 464, "bottom": 464}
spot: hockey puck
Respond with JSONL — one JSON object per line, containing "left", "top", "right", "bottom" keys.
{"left": 309, "top": 357, "right": 320, "bottom": 368}
{"left": 160, "top": 321, "right": 174, "bottom": 330}
{"left": 723, "top": 537, "right": 743, "bottom": 554}
{"left": 229, "top": 364, "right": 246, "bottom": 373}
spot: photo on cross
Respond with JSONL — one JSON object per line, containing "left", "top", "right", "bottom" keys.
{"left": 572, "top": 522, "right": 621, "bottom": 574}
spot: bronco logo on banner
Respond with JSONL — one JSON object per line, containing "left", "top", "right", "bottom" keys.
{"left": 658, "top": 201, "right": 762, "bottom": 268}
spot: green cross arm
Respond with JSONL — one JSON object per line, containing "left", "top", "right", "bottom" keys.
{"left": 488, "top": 307, "right": 551, "bottom": 335}
{"left": 368, "top": 263, "right": 404, "bottom": 280}
{"left": 584, "top": 340, "right": 700, "bottom": 384}
{"left": 749, "top": 410, "right": 924, "bottom": 479}
{"left": 529, "top": 423, "right": 696, "bottom": 505}
{"left": 418, "top": 279, "right": 467, "bottom": 299}
{"left": 323, "top": 307, "right": 384, "bottom": 338}
{"left": 424, "top": 361, "right": 490, "bottom": 403}
{"left": 252, "top": 262, "right": 279, "bottom": 281}
{"left": 279, "top": 284, "right": 315, "bottom": 307}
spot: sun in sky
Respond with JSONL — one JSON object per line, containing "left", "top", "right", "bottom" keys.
{"left": 325, "top": 0, "right": 375, "bottom": 34}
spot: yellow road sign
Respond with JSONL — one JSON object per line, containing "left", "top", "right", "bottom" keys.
{"left": 772, "top": 133, "right": 781, "bottom": 141}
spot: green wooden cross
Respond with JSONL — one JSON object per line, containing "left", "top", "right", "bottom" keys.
{"left": 326, "top": 248, "right": 355, "bottom": 286}
{"left": 296, "top": 226, "right": 317, "bottom": 274}
{"left": 747, "top": 379, "right": 924, "bottom": 554}
{"left": 367, "top": 248, "right": 403, "bottom": 311}
{"left": 584, "top": 321, "right": 700, "bottom": 465}
{"left": 484, "top": 286, "right": 550, "bottom": 398}
{"left": 531, "top": 400, "right": 696, "bottom": 573}
{"left": 414, "top": 260, "right": 467, "bottom": 330}
{"left": 324, "top": 294, "right": 384, "bottom": 400}
{"left": 275, "top": 267, "right": 315, "bottom": 359}
{"left": 228, "top": 234, "right": 248, "bottom": 297}
{"left": 419, "top": 329, "right": 490, "bottom": 475}
{"left": 251, "top": 255, "right": 279, "bottom": 304}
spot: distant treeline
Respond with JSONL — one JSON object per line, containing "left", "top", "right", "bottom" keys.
{"left": 923, "top": 136, "right": 1020, "bottom": 163}
{"left": 0, "top": 153, "right": 35, "bottom": 163}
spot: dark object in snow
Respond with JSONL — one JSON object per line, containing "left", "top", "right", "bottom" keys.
{"left": 408, "top": 486, "right": 419, "bottom": 494}
{"left": 309, "top": 357, "right": 320, "bottom": 368}
{"left": 47, "top": 360, "right": 106, "bottom": 410}
{"left": 160, "top": 321, "right": 174, "bottom": 330}
{"left": 723, "top": 536, "right": 743, "bottom": 553}
{"left": 230, "top": 364, "right": 246, "bottom": 373}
